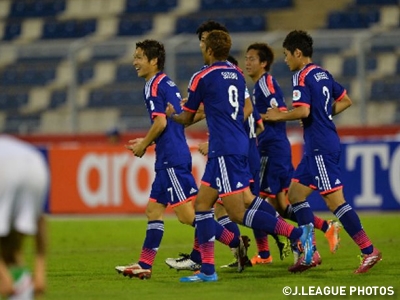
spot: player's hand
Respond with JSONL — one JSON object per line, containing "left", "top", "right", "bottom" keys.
{"left": 125, "top": 138, "right": 146, "bottom": 157}
{"left": 198, "top": 142, "right": 209, "bottom": 156}
{"left": 180, "top": 97, "right": 188, "bottom": 107}
{"left": 165, "top": 102, "right": 176, "bottom": 118}
{"left": 265, "top": 104, "right": 280, "bottom": 121}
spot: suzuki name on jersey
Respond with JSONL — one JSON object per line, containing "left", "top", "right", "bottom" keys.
{"left": 221, "top": 72, "right": 238, "bottom": 80}
{"left": 314, "top": 72, "right": 329, "bottom": 82}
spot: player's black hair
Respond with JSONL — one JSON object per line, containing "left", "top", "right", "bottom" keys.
{"left": 227, "top": 55, "right": 238, "bottom": 66}
{"left": 135, "top": 39, "right": 166, "bottom": 70}
{"left": 246, "top": 43, "right": 274, "bottom": 72}
{"left": 196, "top": 20, "right": 228, "bottom": 41}
{"left": 282, "top": 30, "right": 313, "bottom": 58}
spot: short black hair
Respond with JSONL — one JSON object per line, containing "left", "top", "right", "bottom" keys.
{"left": 196, "top": 20, "right": 228, "bottom": 40}
{"left": 135, "top": 39, "right": 166, "bottom": 71}
{"left": 246, "top": 43, "right": 274, "bottom": 72}
{"left": 283, "top": 30, "right": 313, "bottom": 58}
{"left": 227, "top": 55, "right": 238, "bottom": 66}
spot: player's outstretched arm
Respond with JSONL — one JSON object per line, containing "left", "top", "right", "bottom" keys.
{"left": 332, "top": 94, "right": 352, "bottom": 116}
{"left": 166, "top": 102, "right": 195, "bottom": 125}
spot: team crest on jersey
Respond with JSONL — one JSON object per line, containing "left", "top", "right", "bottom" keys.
{"left": 269, "top": 98, "right": 278, "bottom": 108}
{"left": 293, "top": 89, "right": 301, "bottom": 101}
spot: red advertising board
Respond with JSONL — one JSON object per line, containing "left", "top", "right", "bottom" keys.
{"left": 48, "top": 143, "right": 303, "bottom": 214}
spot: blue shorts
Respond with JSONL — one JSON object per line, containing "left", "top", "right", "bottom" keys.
{"left": 259, "top": 155, "right": 293, "bottom": 197}
{"left": 150, "top": 163, "right": 198, "bottom": 207}
{"left": 202, "top": 155, "right": 251, "bottom": 197}
{"left": 293, "top": 152, "right": 343, "bottom": 194}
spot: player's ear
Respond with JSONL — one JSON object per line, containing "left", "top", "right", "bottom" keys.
{"left": 150, "top": 57, "right": 158, "bottom": 67}
{"left": 294, "top": 48, "right": 302, "bottom": 58}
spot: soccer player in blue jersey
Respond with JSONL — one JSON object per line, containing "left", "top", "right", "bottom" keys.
{"left": 245, "top": 42, "right": 341, "bottom": 266}
{"left": 165, "top": 22, "right": 251, "bottom": 272}
{"left": 166, "top": 30, "right": 314, "bottom": 283}
{"left": 115, "top": 39, "right": 247, "bottom": 280}
{"left": 265, "top": 30, "right": 381, "bottom": 274}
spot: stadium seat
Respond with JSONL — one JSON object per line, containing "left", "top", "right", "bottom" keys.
{"left": 115, "top": 64, "right": 140, "bottom": 83}
{"left": 125, "top": 0, "right": 177, "bottom": 13}
{"left": 175, "top": 14, "right": 266, "bottom": 34}
{"left": 200, "top": 0, "right": 292, "bottom": 10}
{"left": 0, "top": 92, "right": 29, "bottom": 110}
{"left": 355, "top": 0, "right": 398, "bottom": 5}
{"left": 4, "top": 113, "right": 41, "bottom": 134}
{"left": 370, "top": 78, "right": 400, "bottom": 101}
{"left": 3, "top": 21, "right": 21, "bottom": 40}
{"left": 9, "top": 0, "right": 66, "bottom": 18}
{"left": 49, "top": 90, "right": 67, "bottom": 109}
{"left": 78, "top": 63, "right": 94, "bottom": 84}
{"left": 117, "top": 16, "right": 152, "bottom": 36}
{"left": 327, "top": 9, "right": 380, "bottom": 29}
{"left": 42, "top": 19, "right": 96, "bottom": 39}
{"left": 342, "top": 56, "right": 377, "bottom": 77}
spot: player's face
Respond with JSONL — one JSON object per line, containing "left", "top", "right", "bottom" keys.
{"left": 245, "top": 49, "right": 266, "bottom": 81}
{"left": 284, "top": 48, "right": 300, "bottom": 71}
{"left": 199, "top": 32, "right": 211, "bottom": 65}
{"left": 133, "top": 47, "right": 156, "bottom": 80}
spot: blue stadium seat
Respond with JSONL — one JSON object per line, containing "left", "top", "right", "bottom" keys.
{"left": 4, "top": 113, "right": 40, "bottom": 134}
{"left": 115, "top": 64, "right": 140, "bottom": 83}
{"left": 342, "top": 56, "right": 377, "bottom": 77}
{"left": 49, "top": 90, "right": 67, "bottom": 109}
{"left": 78, "top": 63, "right": 94, "bottom": 84}
{"left": 200, "top": 0, "right": 292, "bottom": 10}
{"left": 0, "top": 92, "right": 29, "bottom": 110}
{"left": 125, "top": 0, "right": 177, "bottom": 13}
{"left": 176, "top": 14, "right": 266, "bottom": 34}
{"left": 3, "top": 22, "right": 22, "bottom": 40}
{"left": 327, "top": 10, "right": 380, "bottom": 29}
{"left": 356, "top": 0, "right": 397, "bottom": 5}
{"left": 42, "top": 19, "right": 96, "bottom": 39}
{"left": 10, "top": 0, "right": 66, "bottom": 18}
{"left": 0, "top": 69, "right": 18, "bottom": 86}
{"left": 88, "top": 85, "right": 143, "bottom": 108}
{"left": 370, "top": 78, "right": 400, "bottom": 101}
{"left": 118, "top": 17, "right": 152, "bottom": 36}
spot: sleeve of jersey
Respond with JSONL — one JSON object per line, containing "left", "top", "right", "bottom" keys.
{"left": 291, "top": 73, "right": 311, "bottom": 108}
{"left": 271, "top": 78, "right": 288, "bottom": 112}
{"left": 252, "top": 105, "right": 262, "bottom": 122}
{"left": 332, "top": 80, "right": 347, "bottom": 102}
{"left": 183, "top": 75, "right": 203, "bottom": 113}
{"left": 150, "top": 81, "right": 166, "bottom": 119}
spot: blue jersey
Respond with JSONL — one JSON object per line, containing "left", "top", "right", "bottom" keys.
{"left": 144, "top": 72, "right": 192, "bottom": 169}
{"left": 184, "top": 61, "right": 248, "bottom": 158}
{"left": 291, "top": 64, "right": 346, "bottom": 155}
{"left": 254, "top": 73, "right": 291, "bottom": 156}
{"left": 244, "top": 101, "right": 261, "bottom": 168}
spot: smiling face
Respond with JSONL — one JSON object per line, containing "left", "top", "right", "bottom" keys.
{"left": 133, "top": 47, "right": 157, "bottom": 81}
{"left": 245, "top": 49, "right": 267, "bottom": 82}
{"left": 199, "top": 31, "right": 211, "bottom": 65}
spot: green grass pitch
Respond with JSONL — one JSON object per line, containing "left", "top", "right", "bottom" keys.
{"left": 28, "top": 212, "right": 399, "bottom": 300}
